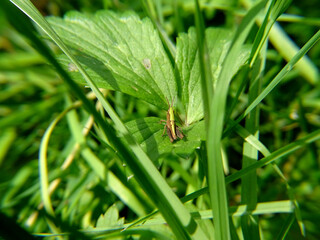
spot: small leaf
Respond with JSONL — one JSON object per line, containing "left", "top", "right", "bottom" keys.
{"left": 48, "top": 10, "right": 176, "bottom": 109}
{"left": 96, "top": 204, "right": 124, "bottom": 228}
{"left": 125, "top": 117, "right": 205, "bottom": 161}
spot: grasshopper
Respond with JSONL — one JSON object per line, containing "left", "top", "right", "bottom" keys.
{"left": 161, "top": 97, "right": 184, "bottom": 142}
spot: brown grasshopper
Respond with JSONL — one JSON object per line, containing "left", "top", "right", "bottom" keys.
{"left": 160, "top": 97, "right": 184, "bottom": 142}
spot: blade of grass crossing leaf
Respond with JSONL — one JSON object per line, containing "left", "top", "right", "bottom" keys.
{"left": 194, "top": 0, "right": 212, "bottom": 123}
{"left": 240, "top": 48, "right": 265, "bottom": 238}
{"left": 205, "top": 1, "right": 266, "bottom": 239}
{"left": 240, "top": 15, "right": 270, "bottom": 234}
{"left": 176, "top": 27, "right": 246, "bottom": 125}
{"left": 193, "top": 1, "right": 227, "bottom": 238}
{"left": 10, "top": 1, "right": 208, "bottom": 238}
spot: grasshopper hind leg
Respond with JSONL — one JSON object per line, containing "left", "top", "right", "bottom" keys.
{"left": 175, "top": 125, "right": 184, "bottom": 140}
{"left": 166, "top": 126, "right": 174, "bottom": 142}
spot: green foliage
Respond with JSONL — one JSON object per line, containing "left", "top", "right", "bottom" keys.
{"left": 51, "top": 10, "right": 250, "bottom": 160}
{"left": 1, "top": 0, "right": 320, "bottom": 239}
{"left": 176, "top": 27, "right": 250, "bottom": 124}
{"left": 96, "top": 205, "right": 124, "bottom": 228}
{"left": 51, "top": 11, "right": 176, "bottom": 110}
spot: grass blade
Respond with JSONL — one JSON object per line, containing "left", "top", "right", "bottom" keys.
{"left": 242, "top": 29, "right": 320, "bottom": 120}
{"left": 224, "top": 28, "right": 320, "bottom": 137}
{"left": 198, "top": 1, "right": 266, "bottom": 239}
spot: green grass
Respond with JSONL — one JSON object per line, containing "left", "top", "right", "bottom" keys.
{"left": 1, "top": 0, "right": 320, "bottom": 239}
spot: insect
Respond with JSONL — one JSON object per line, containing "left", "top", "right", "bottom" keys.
{"left": 160, "top": 97, "right": 184, "bottom": 142}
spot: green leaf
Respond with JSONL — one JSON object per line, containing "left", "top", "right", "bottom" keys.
{"left": 125, "top": 117, "right": 205, "bottom": 161}
{"left": 96, "top": 205, "right": 124, "bottom": 228}
{"left": 176, "top": 27, "right": 250, "bottom": 125}
{"left": 48, "top": 10, "right": 176, "bottom": 110}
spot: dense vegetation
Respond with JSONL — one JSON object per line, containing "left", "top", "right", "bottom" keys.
{"left": 1, "top": 0, "right": 319, "bottom": 239}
